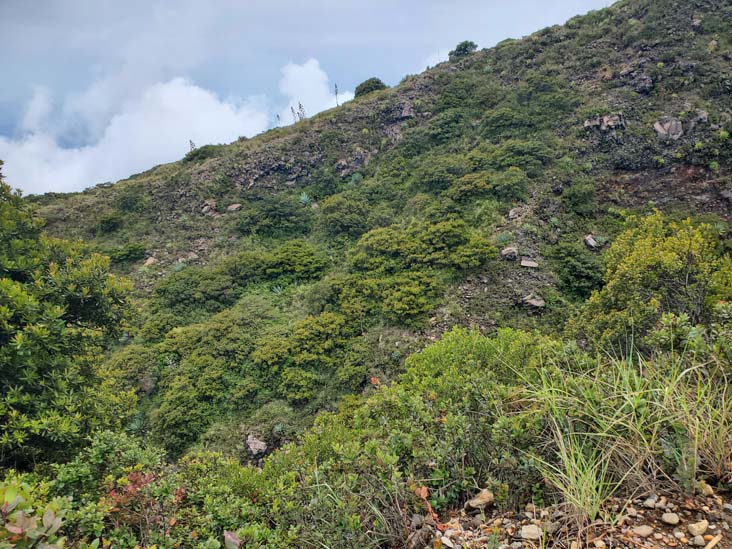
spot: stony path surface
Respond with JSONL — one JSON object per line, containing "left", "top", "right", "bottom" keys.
{"left": 407, "top": 490, "right": 732, "bottom": 549}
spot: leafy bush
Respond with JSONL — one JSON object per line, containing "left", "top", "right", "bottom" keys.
{"left": 96, "top": 212, "right": 123, "bottom": 234}
{"left": 571, "top": 211, "right": 732, "bottom": 350}
{"left": 108, "top": 242, "right": 146, "bottom": 264}
{"left": 318, "top": 194, "right": 369, "bottom": 237}
{"left": 113, "top": 186, "right": 148, "bottom": 213}
{"left": 0, "top": 474, "right": 67, "bottom": 548}
{"left": 546, "top": 240, "right": 604, "bottom": 299}
{"left": 354, "top": 77, "right": 387, "bottom": 98}
{"left": 183, "top": 144, "right": 223, "bottom": 163}
{"left": 236, "top": 195, "right": 312, "bottom": 237}
{"left": 448, "top": 40, "right": 478, "bottom": 59}
{"left": 0, "top": 180, "right": 134, "bottom": 468}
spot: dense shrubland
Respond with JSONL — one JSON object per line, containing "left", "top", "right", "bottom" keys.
{"left": 3, "top": 0, "right": 732, "bottom": 546}
{"left": 4, "top": 162, "right": 732, "bottom": 545}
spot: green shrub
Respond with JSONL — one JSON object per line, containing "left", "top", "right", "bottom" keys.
{"left": 318, "top": 194, "right": 369, "bottom": 237}
{"left": 449, "top": 40, "right": 478, "bottom": 59}
{"left": 113, "top": 186, "right": 148, "bottom": 213}
{"left": 0, "top": 179, "right": 133, "bottom": 468}
{"left": 183, "top": 144, "right": 223, "bottom": 163}
{"left": 354, "top": 77, "right": 388, "bottom": 98}
{"left": 97, "top": 212, "right": 123, "bottom": 234}
{"left": 412, "top": 153, "right": 467, "bottom": 191}
{"left": 236, "top": 195, "right": 312, "bottom": 237}
{"left": 108, "top": 242, "right": 146, "bottom": 263}
{"left": 570, "top": 211, "right": 732, "bottom": 351}
{"left": 546, "top": 240, "right": 604, "bottom": 299}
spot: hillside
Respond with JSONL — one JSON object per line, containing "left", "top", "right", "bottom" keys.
{"left": 2, "top": 0, "right": 732, "bottom": 547}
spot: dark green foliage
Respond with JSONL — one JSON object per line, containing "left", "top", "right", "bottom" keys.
{"left": 153, "top": 266, "right": 237, "bottom": 317}
{"left": 266, "top": 239, "right": 328, "bottom": 279}
{"left": 113, "top": 186, "right": 148, "bottom": 212}
{"left": 490, "top": 167, "right": 530, "bottom": 200}
{"left": 481, "top": 107, "right": 534, "bottom": 139}
{"left": 7, "top": 0, "right": 732, "bottom": 545}
{"left": 150, "top": 295, "right": 280, "bottom": 455}
{"left": 236, "top": 195, "right": 312, "bottom": 237}
{"left": 183, "top": 144, "right": 223, "bottom": 163}
{"left": 318, "top": 193, "right": 369, "bottom": 237}
{"left": 350, "top": 218, "right": 494, "bottom": 275}
{"left": 425, "top": 111, "right": 467, "bottom": 144}
{"left": 561, "top": 179, "right": 596, "bottom": 216}
{"left": 0, "top": 176, "right": 133, "bottom": 468}
{"left": 468, "top": 138, "right": 556, "bottom": 177}
{"left": 96, "top": 212, "right": 123, "bottom": 234}
{"left": 546, "top": 240, "right": 604, "bottom": 299}
{"left": 449, "top": 40, "right": 478, "bottom": 59}
{"left": 354, "top": 77, "right": 388, "bottom": 98}
{"left": 412, "top": 154, "right": 467, "bottom": 191}
{"left": 108, "top": 242, "right": 146, "bottom": 264}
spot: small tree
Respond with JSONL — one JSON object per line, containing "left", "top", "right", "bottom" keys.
{"left": 355, "top": 77, "right": 387, "bottom": 98}
{"left": 449, "top": 40, "right": 478, "bottom": 60}
{"left": 0, "top": 168, "right": 134, "bottom": 468}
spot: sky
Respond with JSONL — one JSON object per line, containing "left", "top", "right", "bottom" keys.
{"left": 0, "top": 0, "right": 612, "bottom": 195}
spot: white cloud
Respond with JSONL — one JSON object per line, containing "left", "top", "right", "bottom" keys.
{"left": 0, "top": 60, "right": 349, "bottom": 195}
{"left": 0, "top": 78, "right": 268, "bottom": 194}
{"left": 277, "top": 58, "right": 353, "bottom": 125}
{"left": 418, "top": 49, "right": 449, "bottom": 72}
{"left": 19, "top": 86, "right": 52, "bottom": 134}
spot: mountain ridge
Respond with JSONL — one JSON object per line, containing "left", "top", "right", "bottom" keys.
{"left": 3, "top": 0, "right": 732, "bottom": 546}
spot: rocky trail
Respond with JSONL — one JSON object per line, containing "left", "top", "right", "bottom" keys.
{"left": 408, "top": 489, "right": 732, "bottom": 549}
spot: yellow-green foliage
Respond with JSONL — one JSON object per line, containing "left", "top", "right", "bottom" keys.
{"left": 572, "top": 210, "right": 732, "bottom": 350}
{"left": 0, "top": 178, "right": 134, "bottom": 468}
{"left": 0, "top": 474, "right": 68, "bottom": 548}
{"left": 6, "top": 317, "right": 732, "bottom": 547}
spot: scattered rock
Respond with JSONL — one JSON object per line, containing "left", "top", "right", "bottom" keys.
{"left": 723, "top": 503, "right": 732, "bottom": 515}
{"left": 226, "top": 203, "right": 242, "bottom": 212}
{"left": 593, "top": 539, "right": 606, "bottom": 549}
{"left": 143, "top": 256, "right": 157, "bottom": 266}
{"left": 400, "top": 103, "right": 415, "bottom": 119}
{"left": 411, "top": 514, "right": 424, "bottom": 530}
{"left": 584, "top": 113, "right": 626, "bottom": 131}
{"left": 688, "top": 520, "right": 709, "bottom": 537}
{"left": 654, "top": 117, "right": 684, "bottom": 140}
{"left": 520, "top": 524, "right": 542, "bottom": 540}
{"left": 642, "top": 495, "right": 658, "bottom": 509}
{"left": 464, "top": 489, "right": 495, "bottom": 512}
{"left": 662, "top": 512, "right": 681, "bottom": 525}
{"left": 689, "top": 535, "right": 706, "bottom": 546}
{"left": 688, "top": 110, "right": 709, "bottom": 131}
{"left": 584, "top": 234, "right": 600, "bottom": 249}
{"left": 523, "top": 294, "right": 546, "bottom": 308}
{"left": 545, "top": 521, "right": 560, "bottom": 535}
{"left": 520, "top": 258, "right": 539, "bottom": 268}
{"left": 246, "top": 434, "right": 267, "bottom": 456}
{"left": 440, "top": 536, "right": 455, "bottom": 548}
{"left": 407, "top": 527, "right": 433, "bottom": 549}
{"left": 634, "top": 73, "right": 654, "bottom": 95}
{"left": 201, "top": 198, "right": 217, "bottom": 215}
{"left": 633, "top": 525, "right": 654, "bottom": 538}
{"left": 508, "top": 207, "right": 521, "bottom": 220}
{"left": 500, "top": 246, "right": 519, "bottom": 261}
